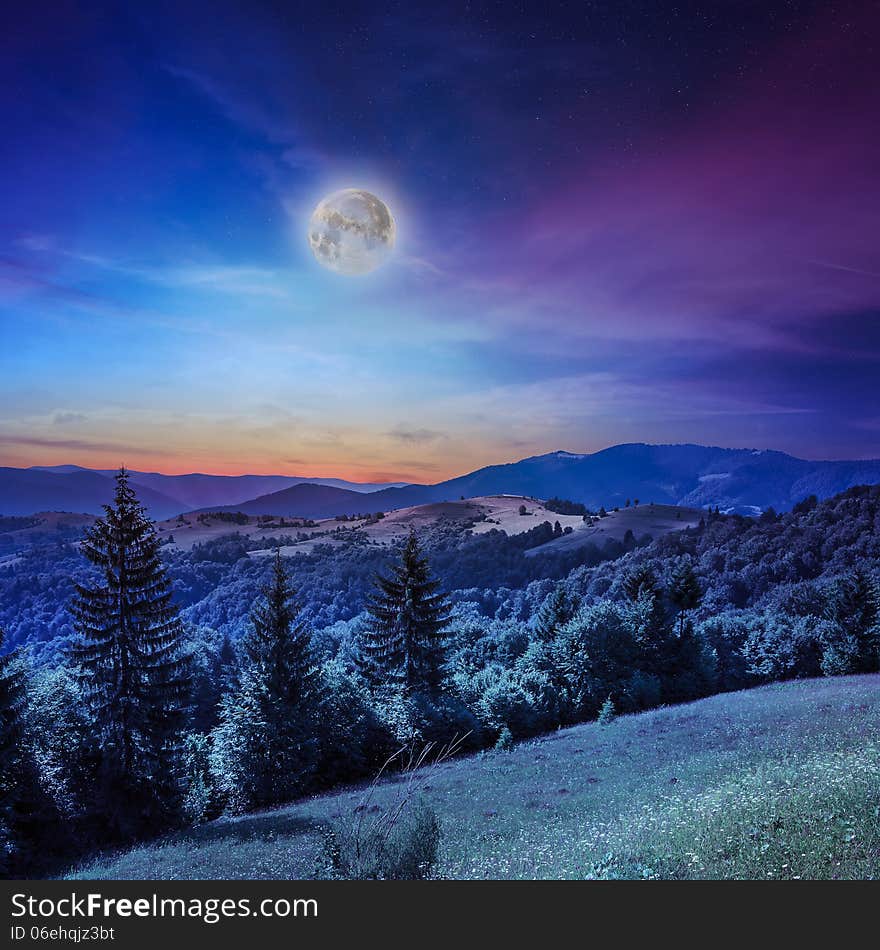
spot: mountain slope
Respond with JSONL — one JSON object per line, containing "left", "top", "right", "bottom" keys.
{"left": 0, "top": 468, "right": 183, "bottom": 520}
{"left": 12, "top": 443, "right": 880, "bottom": 519}
{"left": 417, "top": 444, "right": 880, "bottom": 514}
{"left": 29, "top": 466, "right": 407, "bottom": 509}
{"left": 196, "top": 482, "right": 384, "bottom": 519}
{"left": 209, "top": 444, "right": 880, "bottom": 519}
{"left": 68, "top": 675, "right": 880, "bottom": 880}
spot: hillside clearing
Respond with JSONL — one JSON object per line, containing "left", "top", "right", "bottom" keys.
{"left": 68, "top": 675, "right": 880, "bottom": 880}
{"left": 524, "top": 503, "right": 703, "bottom": 556}
{"left": 160, "top": 496, "right": 701, "bottom": 557}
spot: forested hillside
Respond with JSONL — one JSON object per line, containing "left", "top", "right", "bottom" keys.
{"left": 1, "top": 480, "right": 878, "bottom": 877}
{"left": 2, "top": 485, "right": 879, "bottom": 671}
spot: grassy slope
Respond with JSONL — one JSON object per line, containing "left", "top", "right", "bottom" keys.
{"left": 524, "top": 502, "right": 703, "bottom": 557}
{"left": 69, "top": 675, "right": 880, "bottom": 880}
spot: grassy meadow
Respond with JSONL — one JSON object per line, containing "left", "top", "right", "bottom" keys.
{"left": 69, "top": 674, "right": 880, "bottom": 880}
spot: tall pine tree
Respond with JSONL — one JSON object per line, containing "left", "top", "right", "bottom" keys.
{"left": 190, "top": 633, "right": 239, "bottom": 733}
{"left": 623, "top": 565, "right": 660, "bottom": 603}
{"left": 0, "top": 630, "right": 61, "bottom": 876}
{"left": 534, "top": 583, "right": 580, "bottom": 642}
{"left": 0, "top": 628, "right": 28, "bottom": 875}
{"left": 70, "top": 468, "right": 189, "bottom": 836}
{"left": 668, "top": 561, "right": 702, "bottom": 638}
{"left": 360, "top": 530, "right": 451, "bottom": 692}
{"left": 823, "top": 569, "right": 880, "bottom": 674}
{"left": 211, "top": 550, "right": 318, "bottom": 811}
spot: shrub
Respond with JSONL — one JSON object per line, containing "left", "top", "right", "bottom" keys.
{"left": 380, "top": 688, "right": 483, "bottom": 751}
{"left": 741, "top": 613, "right": 826, "bottom": 681}
{"left": 598, "top": 696, "right": 616, "bottom": 724}
{"left": 552, "top": 601, "right": 638, "bottom": 720}
{"left": 471, "top": 665, "right": 544, "bottom": 738}
{"left": 623, "top": 670, "right": 662, "bottom": 710}
{"left": 544, "top": 497, "right": 589, "bottom": 516}
{"left": 317, "top": 742, "right": 462, "bottom": 880}
{"left": 494, "top": 725, "right": 514, "bottom": 751}
{"left": 320, "top": 801, "right": 440, "bottom": 880}
{"left": 314, "top": 660, "right": 393, "bottom": 787}
{"left": 181, "top": 733, "right": 219, "bottom": 824}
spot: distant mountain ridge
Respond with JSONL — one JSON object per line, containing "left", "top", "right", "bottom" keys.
{"left": 11, "top": 466, "right": 408, "bottom": 518}
{"left": 0, "top": 467, "right": 184, "bottom": 520}
{"left": 197, "top": 443, "right": 880, "bottom": 519}
{"left": 421, "top": 444, "right": 880, "bottom": 515}
{"left": 5, "top": 443, "right": 880, "bottom": 520}
{"left": 429, "top": 444, "right": 880, "bottom": 515}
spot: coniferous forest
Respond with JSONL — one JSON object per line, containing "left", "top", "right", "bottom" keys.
{"left": 1, "top": 468, "right": 879, "bottom": 878}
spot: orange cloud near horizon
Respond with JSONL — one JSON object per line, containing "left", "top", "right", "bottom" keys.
{"left": 0, "top": 434, "right": 497, "bottom": 485}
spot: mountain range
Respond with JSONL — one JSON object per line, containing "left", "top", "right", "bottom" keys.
{"left": 3, "top": 444, "right": 880, "bottom": 520}
{"left": 6, "top": 466, "right": 407, "bottom": 519}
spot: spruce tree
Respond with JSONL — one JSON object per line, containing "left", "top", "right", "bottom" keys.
{"left": 629, "top": 584, "right": 673, "bottom": 677}
{"left": 669, "top": 561, "right": 702, "bottom": 638}
{"left": 534, "top": 584, "right": 580, "bottom": 642}
{"left": 360, "top": 530, "right": 451, "bottom": 692}
{"left": 623, "top": 565, "right": 659, "bottom": 602}
{"left": 211, "top": 550, "right": 318, "bottom": 811}
{"left": 824, "top": 570, "right": 880, "bottom": 673}
{"left": 0, "top": 631, "right": 25, "bottom": 782}
{"left": 190, "top": 633, "right": 239, "bottom": 733}
{"left": 598, "top": 695, "right": 616, "bottom": 725}
{"left": 70, "top": 467, "right": 189, "bottom": 835}
{"left": 624, "top": 565, "right": 672, "bottom": 678}
{"left": 0, "top": 628, "right": 28, "bottom": 875}
{"left": 843, "top": 570, "right": 879, "bottom": 671}
{"left": 0, "top": 630, "right": 61, "bottom": 875}
{"left": 243, "top": 550, "right": 316, "bottom": 699}
{"left": 664, "top": 616, "right": 717, "bottom": 702}
{"left": 216, "top": 632, "right": 238, "bottom": 692}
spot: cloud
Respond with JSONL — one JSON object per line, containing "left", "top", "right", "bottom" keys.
{"left": 400, "top": 256, "right": 445, "bottom": 278}
{"left": 15, "top": 234, "right": 55, "bottom": 252}
{"left": 153, "top": 265, "right": 292, "bottom": 299}
{"left": 0, "top": 256, "right": 246, "bottom": 342}
{"left": 0, "top": 434, "right": 130, "bottom": 453}
{"left": 387, "top": 427, "right": 447, "bottom": 444}
{"left": 280, "top": 145, "right": 326, "bottom": 172}
{"left": 163, "top": 64, "right": 292, "bottom": 144}
{"left": 389, "top": 459, "right": 446, "bottom": 472}
{"left": 808, "top": 261, "right": 880, "bottom": 281}
{"left": 52, "top": 412, "right": 87, "bottom": 425}
{"left": 438, "top": 6, "right": 880, "bottom": 358}
{"left": 163, "top": 61, "right": 325, "bottom": 178}
{"left": 13, "top": 237, "right": 294, "bottom": 300}
{"left": 0, "top": 258, "right": 114, "bottom": 312}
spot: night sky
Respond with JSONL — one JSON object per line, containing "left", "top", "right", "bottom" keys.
{"left": 1, "top": 1, "right": 878, "bottom": 481}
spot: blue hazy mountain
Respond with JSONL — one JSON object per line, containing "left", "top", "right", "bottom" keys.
{"left": 18, "top": 466, "right": 408, "bottom": 517}
{"left": 0, "top": 467, "right": 184, "bottom": 520}
{"left": 200, "top": 443, "right": 880, "bottom": 519}
{"left": 388, "top": 444, "right": 880, "bottom": 515}
{"left": 7, "top": 444, "right": 880, "bottom": 519}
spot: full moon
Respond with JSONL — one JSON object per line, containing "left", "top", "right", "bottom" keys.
{"left": 307, "top": 188, "right": 396, "bottom": 275}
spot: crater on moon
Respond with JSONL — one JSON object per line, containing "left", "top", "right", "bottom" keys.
{"left": 308, "top": 188, "right": 396, "bottom": 275}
